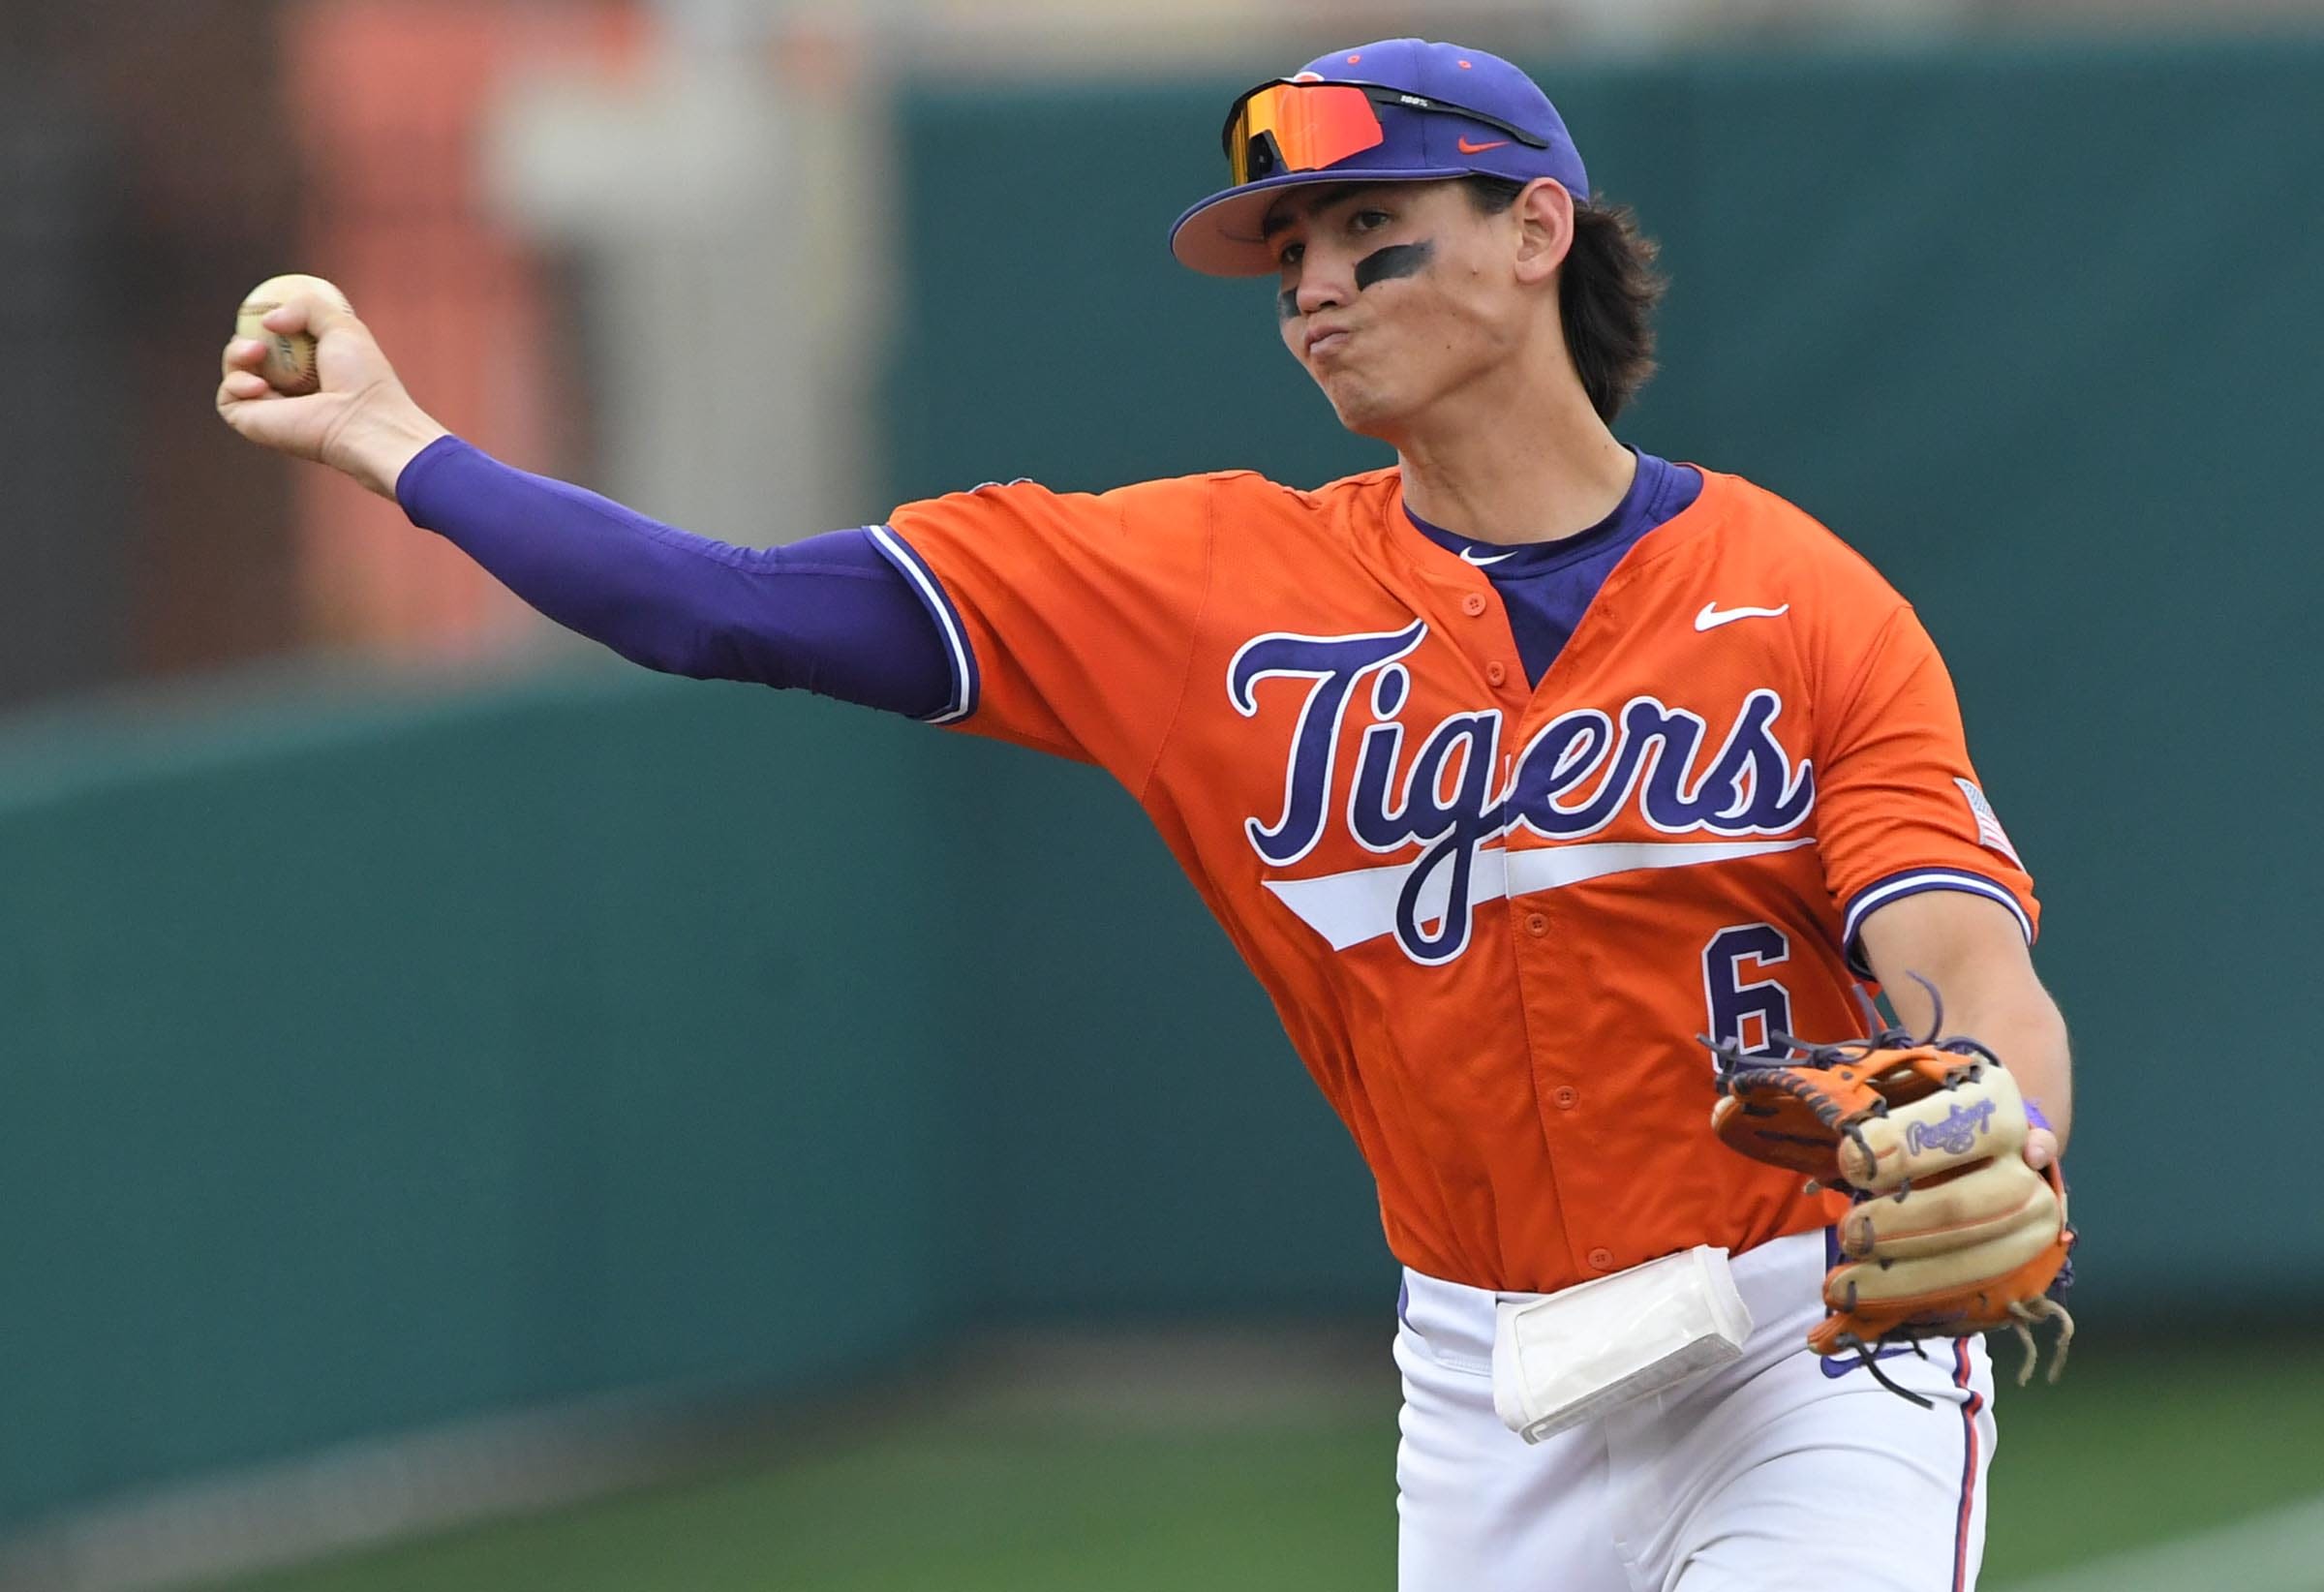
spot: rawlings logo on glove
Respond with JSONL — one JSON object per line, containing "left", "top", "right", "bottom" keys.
{"left": 1703, "top": 981, "right": 2076, "bottom": 1404}
{"left": 1905, "top": 1098, "right": 1995, "bottom": 1157}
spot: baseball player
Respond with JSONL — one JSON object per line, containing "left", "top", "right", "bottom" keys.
{"left": 220, "top": 39, "right": 2072, "bottom": 1591}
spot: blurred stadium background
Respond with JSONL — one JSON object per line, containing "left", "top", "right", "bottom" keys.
{"left": 3, "top": 0, "right": 2321, "bottom": 1588}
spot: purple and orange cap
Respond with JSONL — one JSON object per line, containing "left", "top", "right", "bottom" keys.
{"left": 1170, "top": 39, "right": 1590, "bottom": 277}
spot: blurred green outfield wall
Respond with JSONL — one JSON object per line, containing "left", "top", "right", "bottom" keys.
{"left": 0, "top": 675, "right": 963, "bottom": 1525}
{"left": 5, "top": 33, "right": 2319, "bottom": 1534}
{"left": 0, "top": 669, "right": 1380, "bottom": 1532}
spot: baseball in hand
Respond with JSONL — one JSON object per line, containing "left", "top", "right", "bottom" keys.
{"left": 234, "top": 273, "right": 352, "bottom": 396}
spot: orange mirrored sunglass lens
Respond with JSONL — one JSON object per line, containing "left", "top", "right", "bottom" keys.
{"left": 1230, "top": 84, "right": 1386, "bottom": 185}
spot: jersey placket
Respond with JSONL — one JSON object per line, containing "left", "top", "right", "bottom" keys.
{"left": 1497, "top": 565, "right": 1664, "bottom": 1282}
{"left": 1424, "top": 557, "right": 1610, "bottom": 1278}
{"left": 1370, "top": 491, "right": 1679, "bottom": 1284}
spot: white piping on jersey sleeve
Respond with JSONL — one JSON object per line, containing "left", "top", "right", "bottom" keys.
{"left": 867, "top": 524, "right": 978, "bottom": 725}
{"left": 1841, "top": 868, "right": 2034, "bottom": 980}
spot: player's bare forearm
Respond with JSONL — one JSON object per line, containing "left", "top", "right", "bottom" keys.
{"left": 1857, "top": 889, "right": 2072, "bottom": 1160}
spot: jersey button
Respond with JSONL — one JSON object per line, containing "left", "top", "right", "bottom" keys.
{"left": 1552, "top": 1086, "right": 1579, "bottom": 1111}
{"left": 1524, "top": 912, "right": 1548, "bottom": 937}
{"left": 1587, "top": 1247, "right": 1616, "bottom": 1271}
{"left": 1460, "top": 593, "right": 1488, "bottom": 617}
{"left": 1485, "top": 660, "right": 1508, "bottom": 687}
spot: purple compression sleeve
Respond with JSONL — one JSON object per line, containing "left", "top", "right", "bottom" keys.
{"left": 395, "top": 436, "right": 951, "bottom": 720}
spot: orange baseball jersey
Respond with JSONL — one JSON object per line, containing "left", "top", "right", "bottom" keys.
{"left": 873, "top": 466, "right": 2037, "bottom": 1294}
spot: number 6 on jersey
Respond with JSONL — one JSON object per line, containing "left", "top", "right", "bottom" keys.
{"left": 1702, "top": 924, "right": 1792, "bottom": 1060}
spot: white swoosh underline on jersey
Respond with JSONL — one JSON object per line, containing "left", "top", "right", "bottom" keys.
{"left": 1260, "top": 837, "right": 1818, "bottom": 952}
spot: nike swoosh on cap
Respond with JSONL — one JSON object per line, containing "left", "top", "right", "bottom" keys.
{"left": 1456, "top": 137, "right": 1510, "bottom": 155}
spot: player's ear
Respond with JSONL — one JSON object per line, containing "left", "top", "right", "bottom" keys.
{"left": 1510, "top": 178, "right": 1577, "bottom": 286}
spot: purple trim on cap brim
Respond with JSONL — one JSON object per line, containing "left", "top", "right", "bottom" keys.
{"left": 1171, "top": 168, "right": 1578, "bottom": 277}
{"left": 1170, "top": 167, "right": 1479, "bottom": 276}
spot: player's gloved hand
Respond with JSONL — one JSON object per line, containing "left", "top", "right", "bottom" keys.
{"left": 217, "top": 288, "right": 448, "bottom": 501}
{"left": 1704, "top": 984, "right": 2075, "bottom": 1400}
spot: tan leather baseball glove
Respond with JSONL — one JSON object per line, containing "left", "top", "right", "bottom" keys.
{"left": 1706, "top": 987, "right": 2075, "bottom": 1400}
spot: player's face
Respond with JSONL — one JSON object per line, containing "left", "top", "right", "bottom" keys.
{"left": 1267, "top": 181, "right": 1530, "bottom": 440}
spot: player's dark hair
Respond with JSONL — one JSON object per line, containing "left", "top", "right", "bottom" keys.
{"left": 1464, "top": 176, "right": 1666, "bottom": 423}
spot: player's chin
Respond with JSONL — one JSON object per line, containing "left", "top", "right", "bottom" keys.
{"left": 1322, "top": 383, "right": 1408, "bottom": 441}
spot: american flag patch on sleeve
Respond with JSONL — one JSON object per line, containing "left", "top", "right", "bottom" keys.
{"left": 1954, "top": 778, "right": 2021, "bottom": 865}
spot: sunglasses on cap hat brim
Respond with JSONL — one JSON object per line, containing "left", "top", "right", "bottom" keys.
{"left": 1221, "top": 77, "right": 1550, "bottom": 188}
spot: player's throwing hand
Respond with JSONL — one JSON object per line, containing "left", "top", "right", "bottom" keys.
{"left": 217, "top": 285, "right": 447, "bottom": 500}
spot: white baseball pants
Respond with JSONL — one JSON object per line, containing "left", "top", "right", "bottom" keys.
{"left": 1394, "top": 1231, "right": 1998, "bottom": 1592}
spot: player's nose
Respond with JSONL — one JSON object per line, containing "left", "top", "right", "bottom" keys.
{"left": 1292, "top": 264, "right": 1354, "bottom": 318}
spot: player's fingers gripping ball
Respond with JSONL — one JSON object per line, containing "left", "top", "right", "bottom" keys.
{"left": 1704, "top": 981, "right": 2075, "bottom": 1397}
{"left": 234, "top": 273, "right": 352, "bottom": 396}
